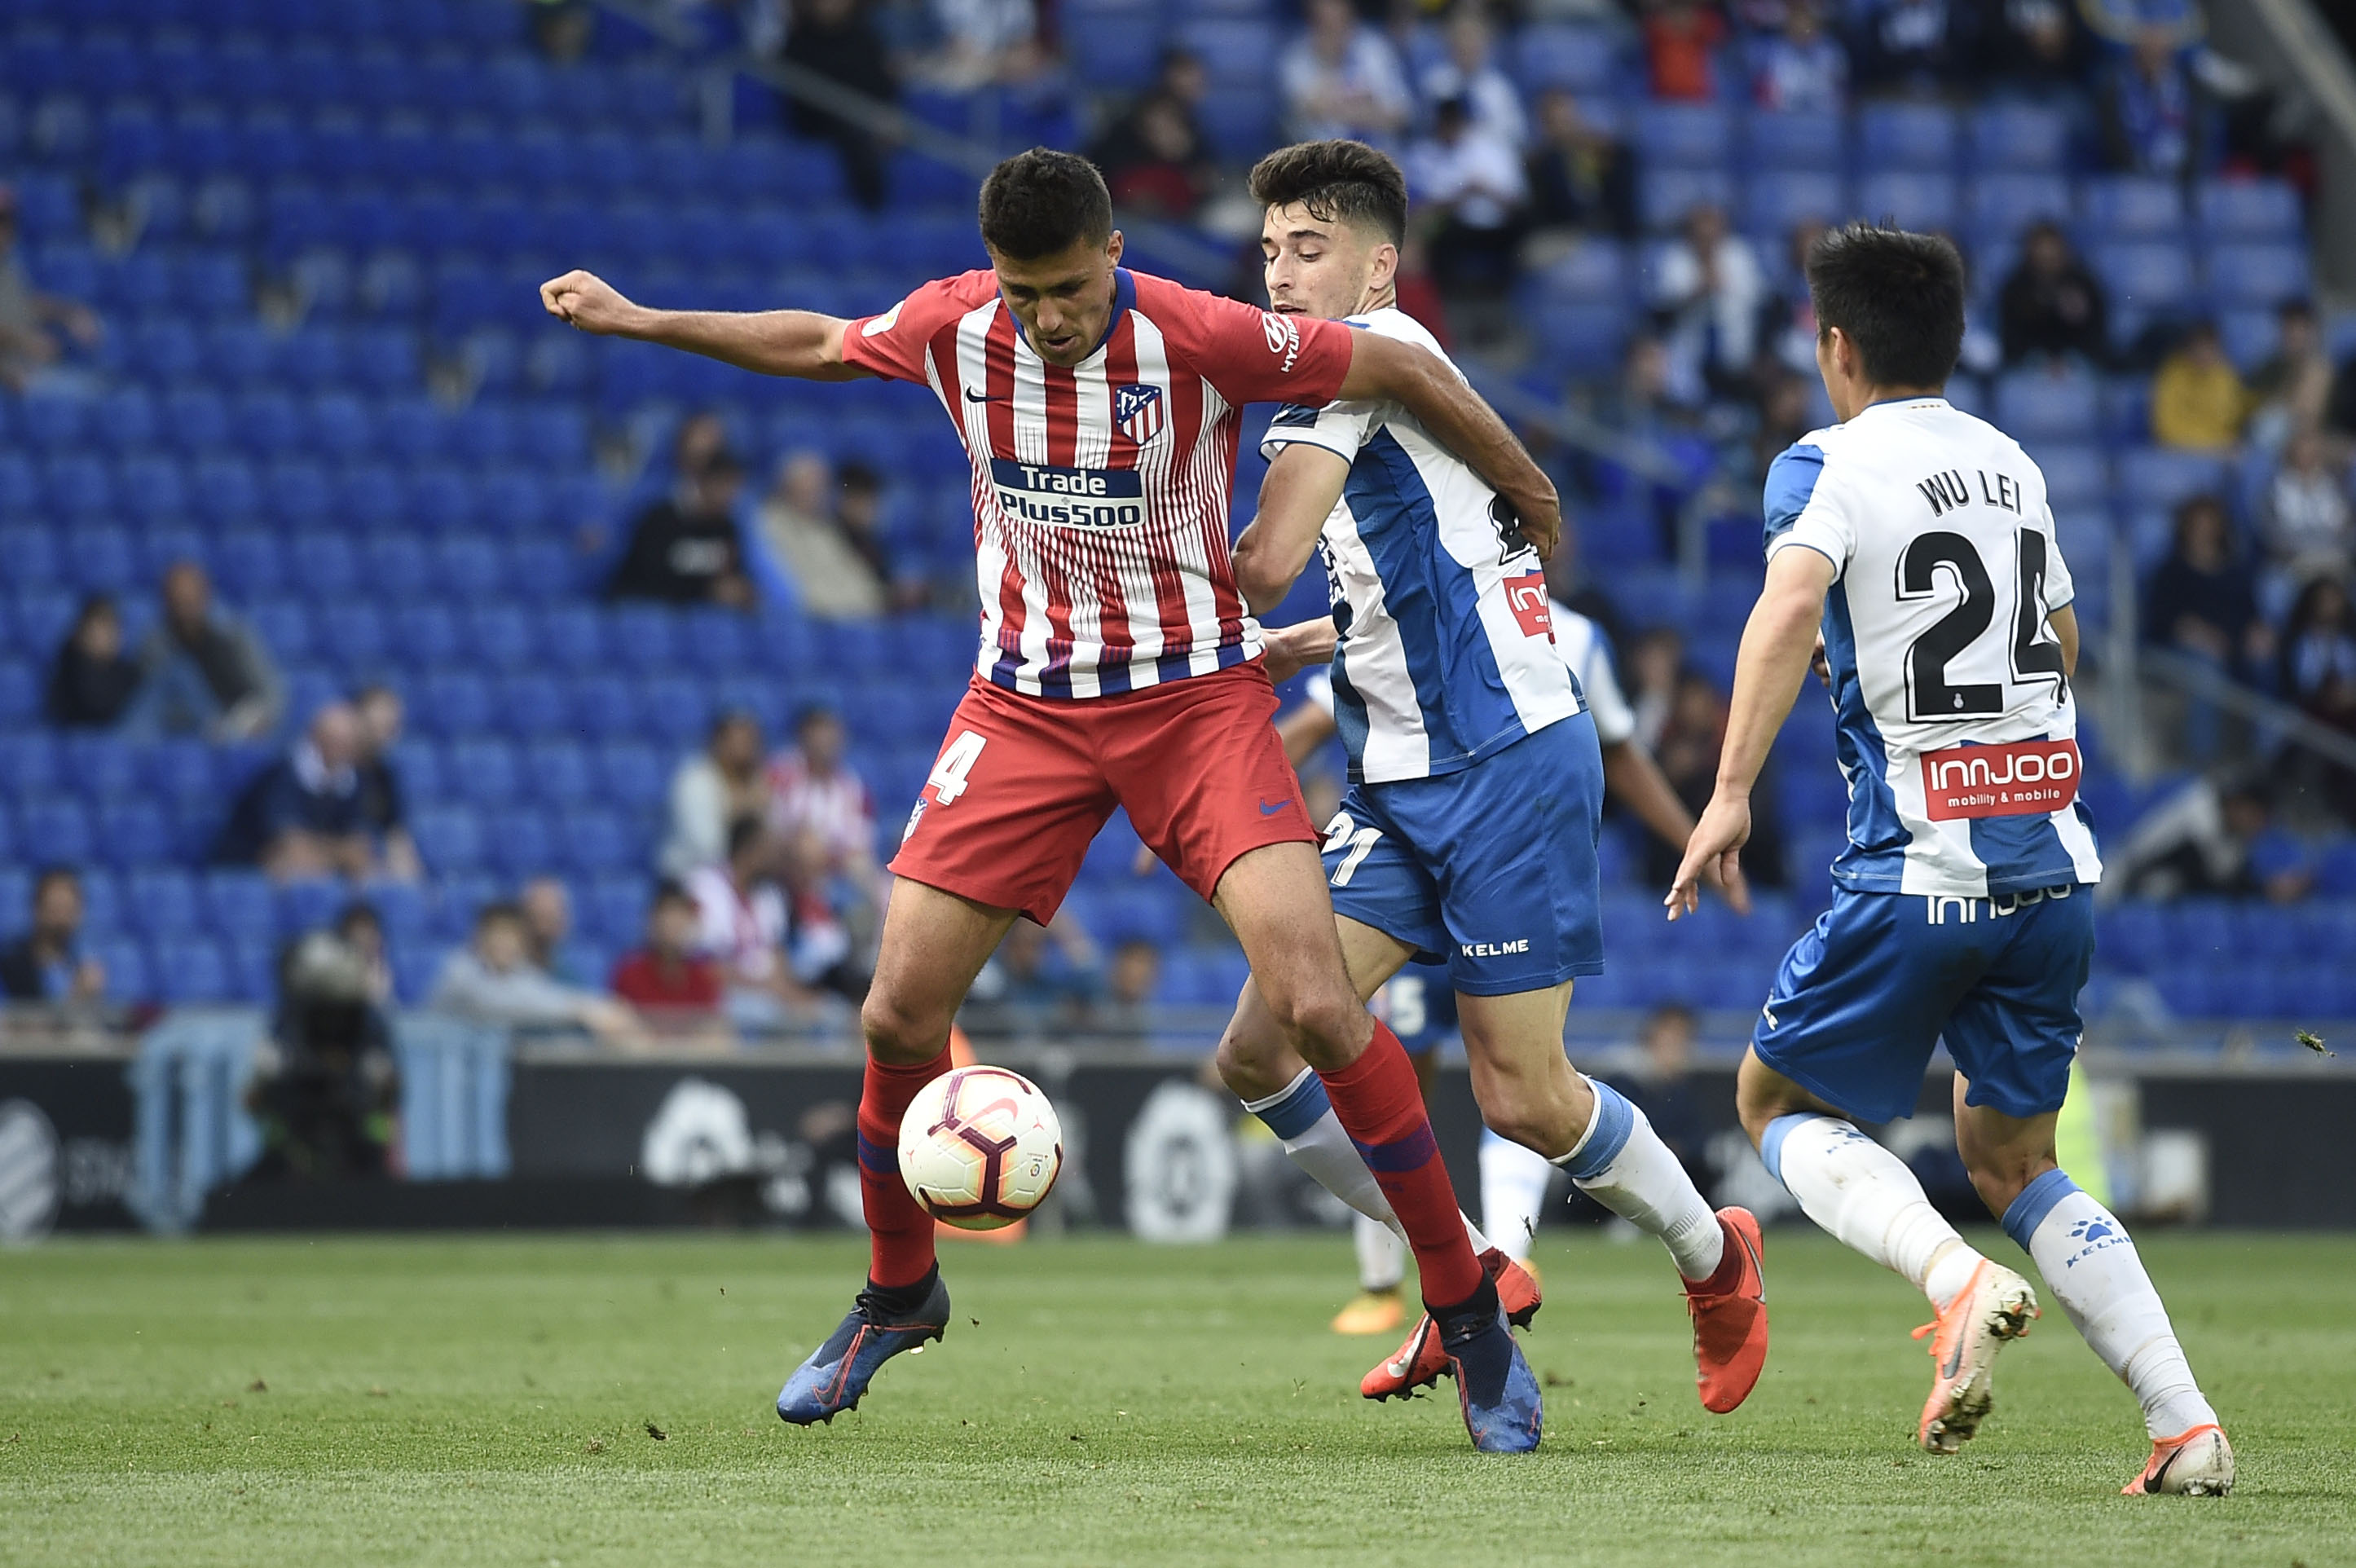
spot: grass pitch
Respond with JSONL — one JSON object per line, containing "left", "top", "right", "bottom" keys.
{"left": 0, "top": 1229, "right": 2349, "bottom": 1567}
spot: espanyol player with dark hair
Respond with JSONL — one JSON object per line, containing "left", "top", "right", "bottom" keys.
{"left": 1215, "top": 139, "right": 1770, "bottom": 1418}
{"left": 1670, "top": 222, "right": 2231, "bottom": 1494}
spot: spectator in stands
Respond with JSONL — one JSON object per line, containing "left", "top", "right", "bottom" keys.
{"left": 2246, "top": 300, "right": 2333, "bottom": 451}
{"left": 1521, "top": 89, "right": 1638, "bottom": 240}
{"left": 977, "top": 914, "right": 1101, "bottom": 1024}
{"left": 428, "top": 901, "right": 638, "bottom": 1040}
{"left": 1749, "top": 369, "right": 1815, "bottom": 487}
{"left": 0, "top": 866, "right": 103, "bottom": 1005}
{"left": 333, "top": 901, "right": 394, "bottom": 1007}
{"left": 757, "top": 454, "right": 918, "bottom": 619}
{"left": 247, "top": 929, "right": 397, "bottom": 1181}
{"left": 529, "top": 0, "right": 596, "bottom": 62}
{"left": 2097, "top": 26, "right": 2211, "bottom": 177}
{"left": 2263, "top": 428, "right": 2354, "bottom": 584}
{"left": 1757, "top": 217, "right": 1828, "bottom": 381}
{"left": 777, "top": 825, "right": 863, "bottom": 1000}
{"left": 685, "top": 818, "right": 812, "bottom": 1024}
{"left": 776, "top": 0, "right": 898, "bottom": 209}
{"left": 2324, "top": 340, "right": 2356, "bottom": 447}
{"left": 606, "top": 449, "right": 756, "bottom": 609}
{"left": 0, "top": 183, "right": 102, "bottom": 393}
{"left": 766, "top": 704, "right": 878, "bottom": 882}
{"left": 1650, "top": 204, "right": 1764, "bottom": 402}
{"left": 46, "top": 593, "right": 141, "bottom": 729}
{"left": 1640, "top": 0, "right": 1727, "bottom": 100}
{"left": 1625, "top": 625, "right": 1683, "bottom": 750}
{"left": 1279, "top": 0, "right": 1412, "bottom": 144}
{"left": 214, "top": 701, "right": 378, "bottom": 883}
{"left": 1420, "top": 7, "right": 1526, "bottom": 150}
{"left": 1846, "top": 0, "right": 1971, "bottom": 92}
{"left": 1405, "top": 96, "right": 1528, "bottom": 305}
{"left": 2151, "top": 320, "right": 2249, "bottom": 451}
{"left": 610, "top": 880, "right": 727, "bottom": 1020}
{"left": 2110, "top": 776, "right": 2313, "bottom": 902}
{"left": 351, "top": 685, "right": 422, "bottom": 883}
{"left": 2278, "top": 576, "right": 2356, "bottom": 821}
{"left": 661, "top": 709, "right": 770, "bottom": 878}
{"left": 914, "top": 0, "right": 1045, "bottom": 89}
{"left": 1647, "top": 667, "right": 1786, "bottom": 888}
{"left": 127, "top": 561, "right": 283, "bottom": 742}
{"left": 2144, "top": 494, "right": 2270, "bottom": 728}
{"left": 520, "top": 876, "right": 584, "bottom": 985}
{"left": 1997, "top": 221, "right": 2109, "bottom": 369}
{"left": 1094, "top": 937, "right": 1163, "bottom": 1034}
{"left": 1751, "top": 2, "right": 1848, "bottom": 112}
{"left": 1621, "top": 1002, "right": 1709, "bottom": 1183}
{"left": 1089, "top": 72, "right": 1216, "bottom": 222}
{"left": 1973, "top": 0, "right": 2088, "bottom": 95}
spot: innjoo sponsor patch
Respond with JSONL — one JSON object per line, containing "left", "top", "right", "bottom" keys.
{"left": 1919, "top": 738, "right": 2081, "bottom": 821}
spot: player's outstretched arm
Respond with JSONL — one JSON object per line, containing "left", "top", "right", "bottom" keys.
{"left": 539, "top": 271, "right": 865, "bottom": 381}
{"left": 1232, "top": 444, "right": 1350, "bottom": 614}
{"left": 1667, "top": 544, "right": 1835, "bottom": 919}
{"left": 1335, "top": 333, "right": 1561, "bottom": 561}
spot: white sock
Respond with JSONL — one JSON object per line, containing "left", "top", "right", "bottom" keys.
{"left": 1353, "top": 1212, "right": 1405, "bottom": 1293}
{"left": 1558, "top": 1078, "right": 1726, "bottom": 1282}
{"left": 1243, "top": 1068, "right": 1491, "bottom": 1252}
{"left": 1479, "top": 1129, "right": 1553, "bottom": 1262}
{"left": 2006, "top": 1169, "right": 2219, "bottom": 1440}
{"left": 1765, "top": 1113, "right": 1979, "bottom": 1302}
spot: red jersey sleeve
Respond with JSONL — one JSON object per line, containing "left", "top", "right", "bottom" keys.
{"left": 1138, "top": 274, "right": 1354, "bottom": 409}
{"left": 839, "top": 270, "right": 997, "bottom": 385}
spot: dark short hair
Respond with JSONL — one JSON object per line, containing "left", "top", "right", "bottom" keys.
{"left": 1247, "top": 139, "right": 1408, "bottom": 247}
{"left": 838, "top": 460, "right": 881, "bottom": 494}
{"left": 650, "top": 878, "right": 697, "bottom": 911}
{"left": 1804, "top": 222, "right": 1965, "bottom": 390}
{"left": 333, "top": 900, "right": 381, "bottom": 936}
{"left": 31, "top": 865, "right": 78, "bottom": 903}
{"left": 725, "top": 814, "right": 767, "bottom": 862}
{"left": 978, "top": 148, "right": 1112, "bottom": 261}
{"left": 793, "top": 702, "right": 839, "bottom": 735}
{"left": 476, "top": 900, "right": 525, "bottom": 932}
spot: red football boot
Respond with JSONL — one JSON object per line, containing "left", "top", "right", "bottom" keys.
{"left": 1687, "top": 1206, "right": 1770, "bottom": 1414}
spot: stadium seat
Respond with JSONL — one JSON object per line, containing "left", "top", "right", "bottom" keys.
{"left": 1517, "top": 24, "right": 1622, "bottom": 96}
{"left": 2091, "top": 241, "right": 2198, "bottom": 314}
{"left": 2081, "top": 176, "right": 2186, "bottom": 240}
{"left": 1965, "top": 103, "right": 2072, "bottom": 172}
{"left": 1633, "top": 104, "right": 1732, "bottom": 170}
{"left": 1992, "top": 370, "right": 2100, "bottom": 443}
{"left": 1640, "top": 169, "right": 1734, "bottom": 231}
{"left": 2116, "top": 447, "right": 2229, "bottom": 513}
{"left": 1854, "top": 172, "right": 1957, "bottom": 232}
{"left": 1743, "top": 112, "right": 1843, "bottom": 173}
{"left": 412, "top": 805, "right": 487, "bottom": 874}
{"left": 1742, "top": 171, "right": 1845, "bottom": 239}
{"left": 2195, "top": 178, "right": 2300, "bottom": 241}
{"left": 1965, "top": 174, "right": 2073, "bottom": 238}
{"left": 593, "top": 741, "right": 667, "bottom": 808}
{"left": 2204, "top": 243, "right": 2310, "bottom": 309}
{"left": 1856, "top": 103, "right": 1957, "bottom": 172}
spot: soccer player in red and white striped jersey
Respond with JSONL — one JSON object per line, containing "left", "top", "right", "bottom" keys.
{"left": 540, "top": 148, "right": 1557, "bottom": 1451}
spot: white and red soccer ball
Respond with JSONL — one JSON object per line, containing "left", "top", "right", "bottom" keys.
{"left": 897, "top": 1067, "right": 1064, "bottom": 1231}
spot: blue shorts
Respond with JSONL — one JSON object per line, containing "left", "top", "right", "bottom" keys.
{"left": 1323, "top": 715, "right": 1605, "bottom": 998}
{"left": 1751, "top": 884, "right": 2094, "bottom": 1125}
{"left": 1376, "top": 965, "right": 1457, "bottom": 1058}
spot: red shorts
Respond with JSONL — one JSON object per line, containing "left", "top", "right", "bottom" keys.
{"left": 888, "top": 662, "right": 1315, "bottom": 923}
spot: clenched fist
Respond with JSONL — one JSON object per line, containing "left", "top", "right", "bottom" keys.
{"left": 539, "top": 271, "right": 643, "bottom": 337}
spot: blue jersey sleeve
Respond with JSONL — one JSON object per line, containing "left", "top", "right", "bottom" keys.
{"left": 1761, "top": 443, "right": 1825, "bottom": 548}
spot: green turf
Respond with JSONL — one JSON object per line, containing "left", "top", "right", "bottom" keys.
{"left": 0, "top": 1229, "right": 2348, "bottom": 1567}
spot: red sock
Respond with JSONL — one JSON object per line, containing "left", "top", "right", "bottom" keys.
{"left": 1317, "top": 1020, "right": 1482, "bottom": 1306}
{"left": 857, "top": 1046, "right": 953, "bottom": 1288}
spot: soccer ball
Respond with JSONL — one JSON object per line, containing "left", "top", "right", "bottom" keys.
{"left": 897, "top": 1067, "right": 1064, "bottom": 1231}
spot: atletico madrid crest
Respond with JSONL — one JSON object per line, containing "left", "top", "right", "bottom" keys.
{"left": 1114, "top": 382, "right": 1165, "bottom": 445}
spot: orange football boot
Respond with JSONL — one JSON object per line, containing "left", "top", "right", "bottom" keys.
{"left": 1911, "top": 1257, "right": 2039, "bottom": 1453}
{"left": 2122, "top": 1423, "right": 2235, "bottom": 1496}
{"left": 1685, "top": 1206, "right": 1769, "bottom": 1413}
{"left": 1361, "top": 1249, "right": 1541, "bottom": 1400}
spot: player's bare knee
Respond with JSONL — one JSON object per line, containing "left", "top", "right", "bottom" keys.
{"left": 1267, "top": 984, "right": 1366, "bottom": 1072}
{"left": 860, "top": 988, "right": 945, "bottom": 1067}
{"left": 1212, "top": 1019, "right": 1285, "bottom": 1102}
{"left": 1964, "top": 1151, "right": 2054, "bottom": 1219}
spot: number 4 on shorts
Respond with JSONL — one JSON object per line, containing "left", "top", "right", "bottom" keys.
{"left": 927, "top": 729, "right": 988, "bottom": 804}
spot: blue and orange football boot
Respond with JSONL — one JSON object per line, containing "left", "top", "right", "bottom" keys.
{"left": 1431, "top": 1273, "right": 1543, "bottom": 1454}
{"left": 777, "top": 1267, "right": 950, "bottom": 1425}
{"left": 1362, "top": 1247, "right": 1541, "bottom": 1401}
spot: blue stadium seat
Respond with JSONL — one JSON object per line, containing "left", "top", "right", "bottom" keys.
{"left": 1966, "top": 103, "right": 2071, "bottom": 172}
{"left": 1965, "top": 174, "right": 2073, "bottom": 238}
{"left": 447, "top": 738, "right": 522, "bottom": 806}
{"left": 1634, "top": 104, "right": 1732, "bottom": 170}
{"left": 2081, "top": 176, "right": 2185, "bottom": 240}
{"left": 2204, "top": 243, "right": 2310, "bottom": 309}
{"left": 124, "top": 861, "right": 202, "bottom": 932}
{"left": 1856, "top": 103, "right": 1957, "bottom": 172}
{"left": 359, "top": 534, "right": 433, "bottom": 599}
{"left": 526, "top": 739, "right": 593, "bottom": 805}
{"left": 497, "top": 674, "right": 569, "bottom": 739}
{"left": 42, "top": 453, "right": 114, "bottom": 522}
{"left": 0, "top": 456, "right": 41, "bottom": 522}
{"left": 638, "top": 675, "right": 706, "bottom": 747}
{"left": 2091, "top": 241, "right": 2198, "bottom": 314}
{"left": 537, "top": 604, "right": 606, "bottom": 667}
{"left": 245, "top": 598, "right": 313, "bottom": 666}
{"left": 2195, "top": 178, "right": 2300, "bottom": 241}
{"left": 1530, "top": 302, "right": 1627, "bottom": 377}
{"left": 117, "top": 453, "right": 191, "bottom": 521}
{"left": 1742, "top": 111, "right": 1843, "bottom": 172}
{"left": 20, "top": 798, "right": 95, "bottom": 865}
{"left": 606, "top": 605, "right": 680, "bottom": 672}
{"left": 1640, "top": 169, "right": 1733, "bottom": 231}
{"left": 162, "top": 390, "right": 230, "bottom": 456}
{"left": 594, "top": 740, "right": 667, "bottom": 807}
{"left": 233, "top": 391, "right": 304, "bottom": 459}
{"left": 466, "top": 605, "right": 534, "bottom": 670}
{"left": 197, "top": 871, "right": 275, "bottom": 945}
{"left": 2032, "top": 445, "right": 2107, "bottom": 513}
{"left": 433, "top": 536, "right": 504, "bottom": 601}
{"left": 561, "top": 807, "right": 636, "bottom": 875}
{"left": 151, "top": 936, "right": 232, "bottom": 1002}
{"left": 1992, "top": 370, "right": 2100, "bottom": 443}
{"left": 1854, "top": 172, "right": 1957, "bottom": 232}
{"left": 583, "top": 873, "right": 651, "bottom": 948}
{"left": 93, "top": 941, "right": 152, "bottom": 1002}
{"left": 20, "top": 389, "right": 89, "bottom": 450}
{"left": 390, "top": 604, "right": 464, "bottom": 667}
{"left": 412, "top": 805, "right": 486, "bottom": 873}
{"left": 0, "top": 733, "right": 60, "bottom": 794}
{"left": 95, "top": 802, "right": 172, "bottom": 870}
{"left": 2116, "top": 447, "right": 2229, "bottom": 513}
{"left": 1516, "top": 24, "right": 1622, "bottom": 96}
{"left": 485, "top": 807, "right": 553, "bottom": 877}
{"left": 1742, "top": 171, "right": 1844, "bottom": 238}
{"left": 418, "top": 670, "right": 494, "bottom": 735}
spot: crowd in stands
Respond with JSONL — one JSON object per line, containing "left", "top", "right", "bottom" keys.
{"left": 0, "top": 0, "right": 2352, "bottom": 1036}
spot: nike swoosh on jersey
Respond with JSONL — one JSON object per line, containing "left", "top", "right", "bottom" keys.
{"left": 964, "top": 390, "right": 1006, "bottom": 403}
{"left": 1258, "top": 799, "right": 1288, "bottom": 816}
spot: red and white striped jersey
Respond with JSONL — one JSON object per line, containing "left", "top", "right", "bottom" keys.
{"left": 839, "top": 267, "right": 1354, "bottom": 698}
